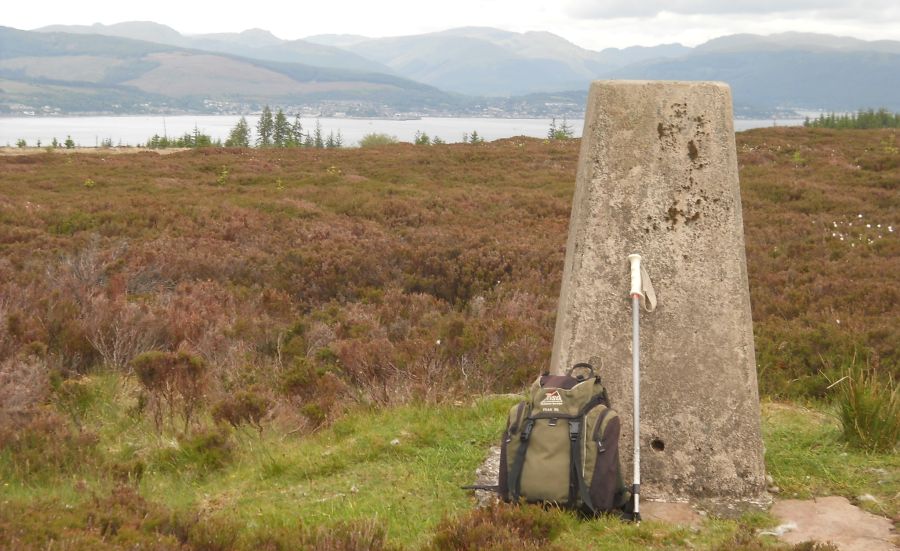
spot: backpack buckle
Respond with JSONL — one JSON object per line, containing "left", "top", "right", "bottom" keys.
{"left": 569, "top": 420, "right": 581, "bottom": 441}
{"left": 521, "top": 419, "right": 534, "bottom": 441}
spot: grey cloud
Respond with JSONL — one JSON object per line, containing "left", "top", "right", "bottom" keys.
{"left": 566, "top": 0, "right": 890, "bottom": 18}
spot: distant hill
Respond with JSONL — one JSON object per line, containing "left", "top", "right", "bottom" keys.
{"left": 35, "top": 22, "right": 392, "bottom": 74}
{"left": 594, "top": 44, "right": 692, "bottom": 67}
{"left": 611, "top": 34, "right": 900, "bottom": 112}
{"left": 6, "top": 23, "right": 900, "bottom": 116}
{"left": 326, "top": 28, "right": 900, "bottom": 112}
{"left": 305, "top": 34, "right": 373, "bottom": 49}
{"left": 37, "top": 21, "right": 188, "bottom": 47}
{"left": 694, "top": 32, "right": 900, "bottom": 55}
{"left": 338, "top": 26, "right": 686, "bottom": 96}
{"left": 0, "top": 26, "right": 456, "bottom": 115}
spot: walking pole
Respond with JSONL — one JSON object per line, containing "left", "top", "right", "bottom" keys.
{"left": 627, "top": 253, "right": 643, "bottom": 523}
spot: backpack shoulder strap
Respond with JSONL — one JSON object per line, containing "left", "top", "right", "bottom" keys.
{"left": 569, "top": 418, "right": 595, "bottom": 513}
{"left": 509, "top": 418, "right": 535, "bottom": 502}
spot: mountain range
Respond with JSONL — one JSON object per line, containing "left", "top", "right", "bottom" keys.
{"left": 0, "top": 25, "right": 458, "bottom": 117}
{"left": 2, "top": 22, "right": 899, "bottom": 117}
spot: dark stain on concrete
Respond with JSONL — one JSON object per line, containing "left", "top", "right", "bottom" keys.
{"left": 688, "top": 140, "right": 699, "bottom": 161}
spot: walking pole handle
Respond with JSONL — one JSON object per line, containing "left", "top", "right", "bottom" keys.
{"left": 628, "top": 254, "right": 643, "bottom": 298}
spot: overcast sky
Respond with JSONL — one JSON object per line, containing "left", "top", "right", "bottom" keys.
{"left": 6, "top": 1, "right": 900, "bottom": 50}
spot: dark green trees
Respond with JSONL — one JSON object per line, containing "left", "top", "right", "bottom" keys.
{"left": 256, "top": 105, "right": 274, "bottom": 147}
{"left": 804, "top": 108, "right": 900, "bottom": 129}
{"left": 414, "top": 130, "right": 431, "bottom": 145}
{"left": 313, "top": 120, "right": 324, "bottom": 148}
{"left": 290, "top": 115, "right": 304, "bottom": 147}
{"left": 249, "top": 106, "right": 340, "bottom": 149}
{"left": 547, "top": 117, "right": 574, "bottom": 140}
{"left": 273, "top": 110, "right": 290, "bottom": 147}
{"left": 225, "top": 116, "right": 251, "bottom": 147}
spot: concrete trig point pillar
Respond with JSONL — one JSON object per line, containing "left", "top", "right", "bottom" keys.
{"left": 550, "top": 81, "right": 768, "bottom": 511}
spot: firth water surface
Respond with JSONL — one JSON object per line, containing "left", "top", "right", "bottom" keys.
{"left": 0, "top": 115, "right": 803, "bottom": 148}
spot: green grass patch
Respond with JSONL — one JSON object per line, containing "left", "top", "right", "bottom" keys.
{"left": 4, "top": 372, "right": 896, "bottom": 549}
{"left": 762, "top": 400, "right": 899, "bottom": 518}
{"left": 140, "top": 396, "right": 513, "bottom": 546}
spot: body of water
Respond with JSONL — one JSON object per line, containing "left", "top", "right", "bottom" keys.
{"left": 0, "top": 115, "right": 804, "bottom": 148}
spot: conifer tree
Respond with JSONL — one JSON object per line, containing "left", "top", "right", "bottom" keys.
{"left": 313, "top": 120, "right": 324, "bottom": 148}
{"left": 290, "top": 115, "right": 304, "bottom": 147}
{"left": 547, "top": 117, "right": 574, "bottom": 140}
{"left": 273, "top": 109, "right": 290, "bottom": 147}
{"left": 225, "top": 116, "right": 251, "bottom": 147}
{"left": 256, "top": 105, "right": 274, "bottom": 147}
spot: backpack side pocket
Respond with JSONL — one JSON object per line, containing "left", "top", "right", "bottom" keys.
{"left": 588, "top": 410, "right": 622, "bottom": 512}
{"left": 499, "top": 401, "right": 526, "bottom": 501}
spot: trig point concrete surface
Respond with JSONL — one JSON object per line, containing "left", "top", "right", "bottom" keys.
{"left": 549, "top": 80, "right": 767, "bottom": 508}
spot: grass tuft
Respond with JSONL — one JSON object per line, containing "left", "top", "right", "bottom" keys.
{"left": 832, "top": 358, "right": 899, "bottom": 453}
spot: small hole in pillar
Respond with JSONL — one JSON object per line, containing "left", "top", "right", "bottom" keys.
{"left": 651, "top": 438, "right": 665, "bottom": 452}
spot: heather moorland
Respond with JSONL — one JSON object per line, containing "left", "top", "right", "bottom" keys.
{"left": 0, "top": 127, "right": 897, "bottom": 549}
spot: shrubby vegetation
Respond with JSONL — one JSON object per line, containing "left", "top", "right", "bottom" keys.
{"left": 461, "top": 130, "right": 484, "bottom": 144}
{"left": 0, "top": 128, "right": 897, "bottom": 547}
{"left": 360, "top": 132, "right": 399, "bottom": 147}
{"left": 146, "top": 126, "right": 221, "bottom": 149}
{"left": 225, "top": 116, "right": 251, "bottom": 147}
{"left": 804, "top": 108, "right": 900, "bottom": 129}
{"left": 0, "top": 128, "right": 896, "bottom": 405}
{"left": 547, "top": 117, "right": 574, "bottom": 140}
